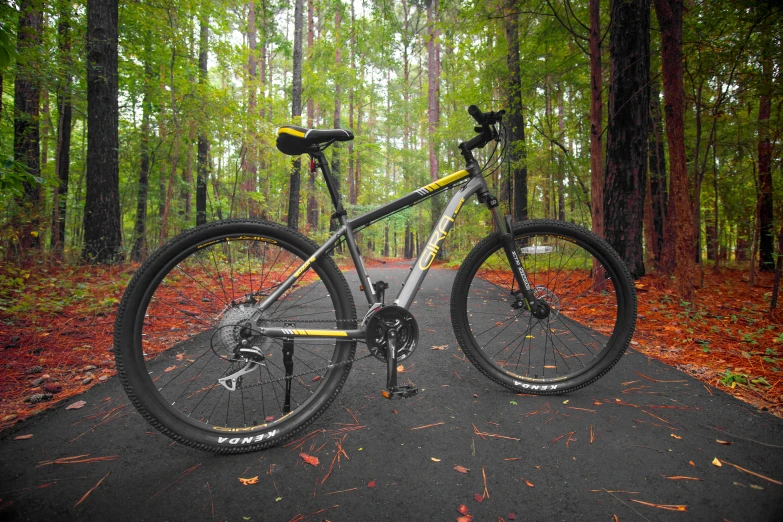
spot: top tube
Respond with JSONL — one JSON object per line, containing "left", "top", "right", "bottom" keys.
{"left": 349, "top": 169, "right": 470, "bottom": 230}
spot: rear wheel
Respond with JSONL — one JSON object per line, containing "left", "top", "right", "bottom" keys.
{"left": 114, "top": 220, "right": 356, "bottom": 453}
{"left": 450, "top": 220, "right": 636, "bottom": 394}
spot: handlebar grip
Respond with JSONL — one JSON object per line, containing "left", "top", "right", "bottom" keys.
{"left": 468, "top": 105, "right": 485, "bottom": 125}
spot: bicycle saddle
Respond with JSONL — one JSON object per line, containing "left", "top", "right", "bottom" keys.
{"left": 276, "top": 125, "right": 354, "bottom": 156}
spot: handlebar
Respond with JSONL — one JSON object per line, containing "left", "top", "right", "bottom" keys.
{"left": 460, "top": 105, "right": 505, "bottom": 154}
{"left": 468, "top": 105, "right": 505, "bottom": 126}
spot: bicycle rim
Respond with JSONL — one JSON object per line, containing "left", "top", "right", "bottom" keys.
{"left": 459, "top": 228, "right": 633, "bottom": 388}
{"left": 130, "top": 232, "right": 352, "bottom": 437}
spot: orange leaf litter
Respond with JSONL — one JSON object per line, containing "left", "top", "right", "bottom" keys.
{"left": 1, "top": 264, "right": 781, "bottom": 431}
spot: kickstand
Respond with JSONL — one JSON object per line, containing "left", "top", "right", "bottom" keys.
{"left": 283, "top": 338, "right": 294, "bottom": 413}
{"left": 382, "top": 329, "right": 417, "bottom": 399}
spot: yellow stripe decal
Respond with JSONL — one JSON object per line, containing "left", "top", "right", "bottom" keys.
{"left": 293, "top": 329, "right": 349, "bottom": 337}
{"left": 422, "top": 169, "right": 469, "bottom": 193}
{"left": 278, "top": 127, "right": 305, "bottom": 138}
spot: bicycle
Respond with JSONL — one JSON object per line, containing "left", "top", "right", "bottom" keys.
{"left": 114, "top": 105, "right": 637, "bottom": 454}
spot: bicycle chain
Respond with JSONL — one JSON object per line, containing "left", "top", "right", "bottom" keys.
{"left": 238, "top": 316, "right": 371, "bottom": 389}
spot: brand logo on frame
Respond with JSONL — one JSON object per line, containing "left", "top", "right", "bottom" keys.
{"left": 418, "top": 216, "right": 455, "bottom": 270}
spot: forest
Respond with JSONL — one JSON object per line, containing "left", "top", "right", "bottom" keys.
{"left": 1, "top": 0, "right": 782, "bottom": 421}
{"left": 0, "top": 0, "right": 780, "bottom": 285}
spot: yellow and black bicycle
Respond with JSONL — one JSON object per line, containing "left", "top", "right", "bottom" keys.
{"left": 114, "top": 106, "right": 637, "bottom": 453}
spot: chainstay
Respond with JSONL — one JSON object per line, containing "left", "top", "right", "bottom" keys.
{"left": 239, "top": 350, "right": 374, "bottom": 389}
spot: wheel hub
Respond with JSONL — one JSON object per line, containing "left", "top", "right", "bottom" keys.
{"left": 212, "top": 301, "right": 271, "bottom": 361}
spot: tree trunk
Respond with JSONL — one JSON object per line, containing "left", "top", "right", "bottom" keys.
{"left": 13, "top": 0, "right": 43, "bottom": 253}
{"left": 306, "top": 0, "right": 317, "bottom": 230}
{"left": 196, "top": 4, "right": 209, "bottom": 226}
{"left": 83, "top": 0, "right": 122, "bottom": 263}
{"left": 244, "top": 0, "right": 259, "bottom": 218}
{"left": 331, "top": 4, "right": 342, "bottom": 198}
{"left": 589, "top": 0, "right": 603, "bottom": 237}
{"left": 131, "top": 33, "right": 152, "bottom": 261}
{"left": 603, "top": 0, "right": 649, "bottom": 278}
{"left": 51, "top": 6, "right": 73, "bottom": 253}
{"left": 654, "top": 0, "right": 699, "bottom": 298}
{"left": 287, "top": 0, "right": 304, "bottom": 230}
{"left": 757, "top": 49, "right": 774, "bottom": 271}
{"left": 648, "top": 80, "right": 667, "bottom": 263}
{"left": 505, "top": 0, "right": 527, "bottom": 222}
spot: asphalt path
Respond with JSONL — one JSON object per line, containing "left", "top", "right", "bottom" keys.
{"left": 1, "top": 266, "right": 782, "bottom": 521}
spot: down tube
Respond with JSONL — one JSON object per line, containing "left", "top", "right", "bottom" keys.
{"left": 394, "top": 176, "right": 486, "bottom": 309}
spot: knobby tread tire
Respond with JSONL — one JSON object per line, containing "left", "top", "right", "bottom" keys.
{"left": 114, "top": 219, "right": 357, "bottom": 454}
{"left": 450, "top": 219, "right": 637, "bottom": 395}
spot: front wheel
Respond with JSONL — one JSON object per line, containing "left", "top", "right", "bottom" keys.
{"left": 114, "top": 219, "right": 356, "bottom": 453}
{"left": 450, "top": 220, "right": 636, "bottom": 394}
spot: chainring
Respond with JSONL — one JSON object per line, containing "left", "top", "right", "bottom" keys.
{"left": 365, "top": 305, "right": 419, "bottom": 362}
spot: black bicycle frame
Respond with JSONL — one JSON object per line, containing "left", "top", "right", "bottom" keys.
{"left": 251, "top": 147, "right": 535, "bottom": 340}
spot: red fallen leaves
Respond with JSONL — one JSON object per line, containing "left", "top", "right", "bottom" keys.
{"left": 473, "top": 493, "right": 484, "bottom": 503}
{"left": 507, "top": 513, "right": 517, "bottom": 520}
{"left": 66, "top": 400, "right": 86, "bottom": 410}
{"left": 367, "top": 480, "right": 376, "bottom": 488}
{"left": 457, "top": 518, "right": 473, "bottom": 522}
{"left": 164, "top": 365, "right": 177, "bottom": 372}
{"left": 458, "top": 505, "right": 469, "bottom": 515}
{"left": 238, "top": 476, "right": 259, "bottom": 485}
{"left": 299, "top": 453, "right": 319, "bottom": 467}
{"left": 454, "top": 465, "right": 470, "bottom": 474}
{"left": 14, "top": 434, "right": 33, "bottom": 440}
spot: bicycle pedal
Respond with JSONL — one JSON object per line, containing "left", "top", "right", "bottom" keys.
{"left": 381, "top": 385, "right": 418, "bottom": 400}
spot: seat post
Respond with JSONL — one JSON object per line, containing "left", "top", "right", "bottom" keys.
{"left": 310, "top": 150, "right": 345, "bottom": 216}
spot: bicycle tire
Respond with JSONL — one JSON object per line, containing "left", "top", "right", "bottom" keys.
{"left": 114, "top": 219, "right": 356, "bottom": 453}
{"left": 450, "top": 219, "right": 636, "bottom": 394}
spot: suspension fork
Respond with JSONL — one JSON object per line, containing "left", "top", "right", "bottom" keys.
{"left": 484, "top": 192, "right": 545, "bottom": 314}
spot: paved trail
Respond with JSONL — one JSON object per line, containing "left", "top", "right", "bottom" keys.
{"left": 1, "top": 267, "right": 781, "bottom": 521}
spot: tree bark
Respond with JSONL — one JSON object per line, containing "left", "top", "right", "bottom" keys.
{"left": 654, "top": 0, "right": 699, "bottom": 298}
{"left": 306, "top": 0, "right": 318, "bottom": 230}
{"left": 287, "top": 0, "right": 304, "bottom": 230}
{"left": 13, "top": 0, "right": 43, "bottom": 253}
{"left": 131, "top": 33, "right": 152, "bottom": 261}
{"left": 603, "top": 0, "right": 649, "bottom": 278}
{"left": 331, "top": 4, "right": 342, "bottom": 205}
{"left": 51, "top": 5, "right": 73, "bottom": 253}
{"left": 83, "top": 0, "right": 122, "bottom": 263}
{"left": 648, "top": 80, "right": 667, "bottom": 263}
{"left": 505, "top": 0, "right": 527, "bottom": 222}
{"left": 196, "top": 3, "right": 209, "bottom": 226}
{"left": 589, "top": 0, "right": 603, "bottom": 237}
{"left": 757, "top": 49, "right": 774, "bottom": 271}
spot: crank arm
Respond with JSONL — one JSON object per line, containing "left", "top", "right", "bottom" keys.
{"left": 218, "top": 360, "right": 261, "bottom": 391}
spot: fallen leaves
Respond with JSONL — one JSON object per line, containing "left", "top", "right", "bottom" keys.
{"left": 367, "top": 480, "right": 376, "bottom": 488}
{"left": 431, "top": 344, "right": 448, "bottom": 350}
{"left": 74, "top": 472, "right": 110, "bottom": 508}
{"left": 629, "top": 499, "right": 687, "bottom": 512}
{"left": 458, "top": 504, "right": 470, "bottom": 515}
{"left": 431, "top": 457, "right": 441, "bottom": 462}
{"left": 453, "top": 465, "right": 470, "bottom": 474}
{"left": 663, "top": 476, "right": 702, "bottom": 481}
{"left": 522, "top": 479, "right": 534, "bottom": 487}
{"left": 712, "top": 458, "right": 723, "bottom": 467}
{"left": 66, "top": 400, "right": 86, "bottom": 410}
{"left": 38, "top": 454, "right": 119, "bottom": 467}
{"left": 299, "top": 453, "right": 319, "bottom": 467}
{"left": 473, "top": 493, "right": 484, "bottom": 503}
{"left": 14, "top": 434, "right": 33, "bottom": 440}
{"left": 409, "top": 421, "right": 445, "bottom": 431}
{"left": 238, "top": 476, "right": 259, "bottom": 485}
